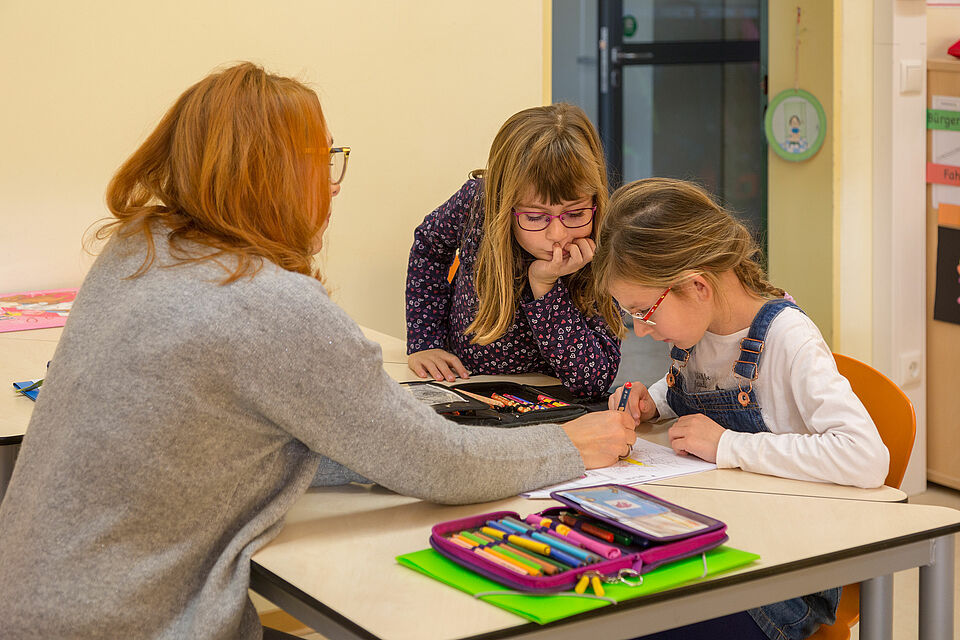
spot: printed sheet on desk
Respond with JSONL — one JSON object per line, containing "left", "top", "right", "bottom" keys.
{"left": 521, "top": 439, "right": 716, "bottom": 499}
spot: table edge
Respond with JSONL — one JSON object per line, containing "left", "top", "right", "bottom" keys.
{"left": 251, "top": 520, "right": 960, "bottom": 640}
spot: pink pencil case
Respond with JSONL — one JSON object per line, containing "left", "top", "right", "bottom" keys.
{"left": 429, "top": 484, "right": 728, "bottom": 593}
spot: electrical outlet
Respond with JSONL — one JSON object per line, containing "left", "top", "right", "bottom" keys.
{"left": 898, "top": 351, "right": 922, "bottom": 388}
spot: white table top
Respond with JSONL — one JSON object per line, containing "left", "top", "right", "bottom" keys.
{"left": 0, "top": 325, "right": 907, "bottom": 501}
{"left": 0, "top": 328, "right": 61, "bottom": 442}
{"left": 360, "top": 326, "right": 408, "bottom": 365}
{"left": 251, "top": 483, "right": 960, "bottom": 640}
{"left": 0, "top": 327, "right": 63, "bottom": 342}
{"left": 380, "top": 361, "right": 906, "bottom": 503}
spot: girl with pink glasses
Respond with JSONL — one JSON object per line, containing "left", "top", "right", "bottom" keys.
{"left": 405, "top": 104, "right": 622, "bottom": 399}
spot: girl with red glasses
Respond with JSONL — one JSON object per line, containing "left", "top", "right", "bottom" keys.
{"left": 593, "top": 177, "right": 889, "bottom": 640}
{"left": 405, "top": 104, "right": 622, "bottom": 399}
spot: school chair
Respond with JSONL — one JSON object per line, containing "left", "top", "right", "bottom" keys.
{"left": 808, "top": 353, "right": 917, "bottom": 640}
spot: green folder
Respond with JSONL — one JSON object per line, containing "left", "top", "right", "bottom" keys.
{"left": 397, "top": 545, "right": 758, "bottom": 624}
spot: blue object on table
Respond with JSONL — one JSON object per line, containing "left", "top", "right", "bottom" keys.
{"left": 13, "top": 380, "right": 41, "bottom": 401}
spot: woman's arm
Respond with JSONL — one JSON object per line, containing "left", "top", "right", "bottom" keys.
{"left": 405, "top": 179, "right": 479, "bottom": 354}
{"left": 520, "top": 281, "right": 621, "bottom": 399}
{"left": 235, "top": 280, "right": 587, "bottom": 505}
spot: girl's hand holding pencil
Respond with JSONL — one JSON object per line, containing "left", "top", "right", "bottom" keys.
{"left": 608, "top": 381, "right": 658, "bottom": 425}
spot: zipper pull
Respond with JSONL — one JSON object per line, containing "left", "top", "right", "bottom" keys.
{"left": 574, "top": 573, "right": 590, "bottom": 594}
{"left": 590, "top": 574, "right": 605, "bottom": 597}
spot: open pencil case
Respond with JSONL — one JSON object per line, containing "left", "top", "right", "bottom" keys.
{"left": 401, "top": 380, "right": 589, "bottom": 427}
{"left": 429, "top": 484, "right": 728, "bottom": 594}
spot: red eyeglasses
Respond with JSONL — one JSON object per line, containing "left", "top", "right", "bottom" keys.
{"left": 619, "top": 287, "right": 671, "bottom": 326}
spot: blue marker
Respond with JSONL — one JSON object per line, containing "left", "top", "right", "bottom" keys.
{"left": 541, "top": 544, "right": 585, "bottom": 568}
{"left": 530, "top": 531, "right": 601, "bottom": 563}
{"left": 617, "top": 382, "right": 633, "bottom": 412}
{"left": 500, "top": 516, "right": 534, "bottom": 532}
{"left": 484, "top": 520, "right": 515, "bottom": 535}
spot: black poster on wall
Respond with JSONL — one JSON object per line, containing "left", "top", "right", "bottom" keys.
{"left": 934, "top": 225, "right": 960, "bottom": 325}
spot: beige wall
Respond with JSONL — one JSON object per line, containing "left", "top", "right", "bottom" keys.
{"left": 832, "top": 1, "right": 873, "bottom": 361}
{"left": 0, "top": 1, "right": 549, "bottom": 339}
{"left": 767, "top": 1, "right": 835, "bottom": 345}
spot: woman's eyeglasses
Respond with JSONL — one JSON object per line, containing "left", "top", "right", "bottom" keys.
{"left": 512, "top": 205, "right": 595, "bottom": 232}
{"left": 619, "top": 287, "right": 671, "bottom": 326}
{"left": 304, "top": 145, "right": 351, "bottom": 184}
{"left": 329, "top": 146, "right": 350, "bottom": 185}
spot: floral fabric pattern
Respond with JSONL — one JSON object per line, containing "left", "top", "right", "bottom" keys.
{"left": 405, "top": 179, "right": 620, "bottom": 399}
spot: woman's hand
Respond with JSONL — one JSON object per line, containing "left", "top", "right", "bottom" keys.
{"left": 607, "top": 382, "right": 658, "bottom": 425}
{"left": 667, "top": 414, "right": 725, "bottom": 462}
{"left": 528, "top": 237, "right": 596, "bottom": 299}
{"left": 407, "top": 349, "right": 470, "bottom": 382}
{"left": 561, "top": 410, "right": 637, "bottom": 469}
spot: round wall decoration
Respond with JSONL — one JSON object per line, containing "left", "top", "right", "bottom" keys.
{"left": 764, "top": 88, "right": 826, "bottom": 163}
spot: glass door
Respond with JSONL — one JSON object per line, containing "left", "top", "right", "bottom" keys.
{"left": 597, "top": 0, "right": 766, "bottom": 234}
{"left": 552, "top": 0, "right": 767, "bottom": 385}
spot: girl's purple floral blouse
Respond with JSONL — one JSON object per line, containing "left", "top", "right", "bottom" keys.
{"left": 405, "top": 179, "right": 620, "bottom": 399}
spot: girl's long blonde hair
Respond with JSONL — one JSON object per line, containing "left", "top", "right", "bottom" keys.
{"left": 594, "top": 178, "right": 783, "bottom": 336}
{"left": 98, "top": 62, "right": 331, "bottom": 283}
{"left": 467, "top": 103, "right": 622, "bottom": 344}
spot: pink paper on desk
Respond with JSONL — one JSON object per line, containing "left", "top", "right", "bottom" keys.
{"left": 0, "top": 288, "right": 78, "bottom": 333}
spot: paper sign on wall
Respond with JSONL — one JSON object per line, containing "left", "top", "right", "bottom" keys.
{"left": 931, "top": 96, "right": 960, "bottom": 208}
{"left": 939, "top": 203, "right": 960, "bottom": 227}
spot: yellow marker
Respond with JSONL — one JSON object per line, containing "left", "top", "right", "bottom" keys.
{"left": 480, "top": 527, "right": 551, "bottom": 555}
{"left": 480, "top": 526, "right": 506, "bottom": 540}
{"left": 620, "top": 457, "right": 644, "bottom": 466}
{"left": 574, "top": 573, "right": 590, "bottom": 594}
{"left": 590, "top": 575, "right": 605, "bottom": 597}
{"left": 508, "top": 535, "right": 550, "bottom": 555}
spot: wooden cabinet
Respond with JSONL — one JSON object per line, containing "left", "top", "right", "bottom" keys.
{"left": 926, "top": 60, "right": 960, "bottom": 490}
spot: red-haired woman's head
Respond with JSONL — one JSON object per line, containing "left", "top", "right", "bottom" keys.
{"left": 102, "top": 62, "right": 332, "bottom": 282}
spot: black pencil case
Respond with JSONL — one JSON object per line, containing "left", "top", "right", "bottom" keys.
{"left": 401, "top": 380, "right": 589, "bottom": 427}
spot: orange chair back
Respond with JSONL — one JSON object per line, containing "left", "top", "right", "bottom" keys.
{"left": 808, "top": 353, "right": 917, "bottom": 640}
{"left": 833, "top": 353, "right": 916, "bottom": 489}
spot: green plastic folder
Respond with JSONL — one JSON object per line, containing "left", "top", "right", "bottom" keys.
{"left": 396, "top": 545, "right": 759, "bottom": 624}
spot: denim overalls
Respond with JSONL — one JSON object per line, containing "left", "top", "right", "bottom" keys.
{"left": 665, "top": 299, "right": 840, "bottom": 640}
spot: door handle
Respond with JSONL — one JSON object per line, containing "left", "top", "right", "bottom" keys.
{"left": 612, "top": 48, "right": 654, "bottom": 64}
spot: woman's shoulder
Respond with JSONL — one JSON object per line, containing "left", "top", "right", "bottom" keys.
{"left": 235, "top": 263, "right": 333, "bottom": 317}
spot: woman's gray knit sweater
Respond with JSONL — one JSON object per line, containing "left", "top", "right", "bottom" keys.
{"left": 0, "top": 231, "right": 583, "bottom": 639}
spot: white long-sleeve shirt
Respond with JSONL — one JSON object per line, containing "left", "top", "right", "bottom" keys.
{"left": 648, "top": 307, "right": 889, "bottom": 488}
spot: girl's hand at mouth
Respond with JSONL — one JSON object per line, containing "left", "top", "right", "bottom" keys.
{"left": 528, "top": 237, "right": 595, "bottom": 299}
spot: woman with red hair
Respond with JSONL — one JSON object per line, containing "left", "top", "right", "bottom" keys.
{"left": 0, "top": 63, "right": 635, "bottom": 639}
